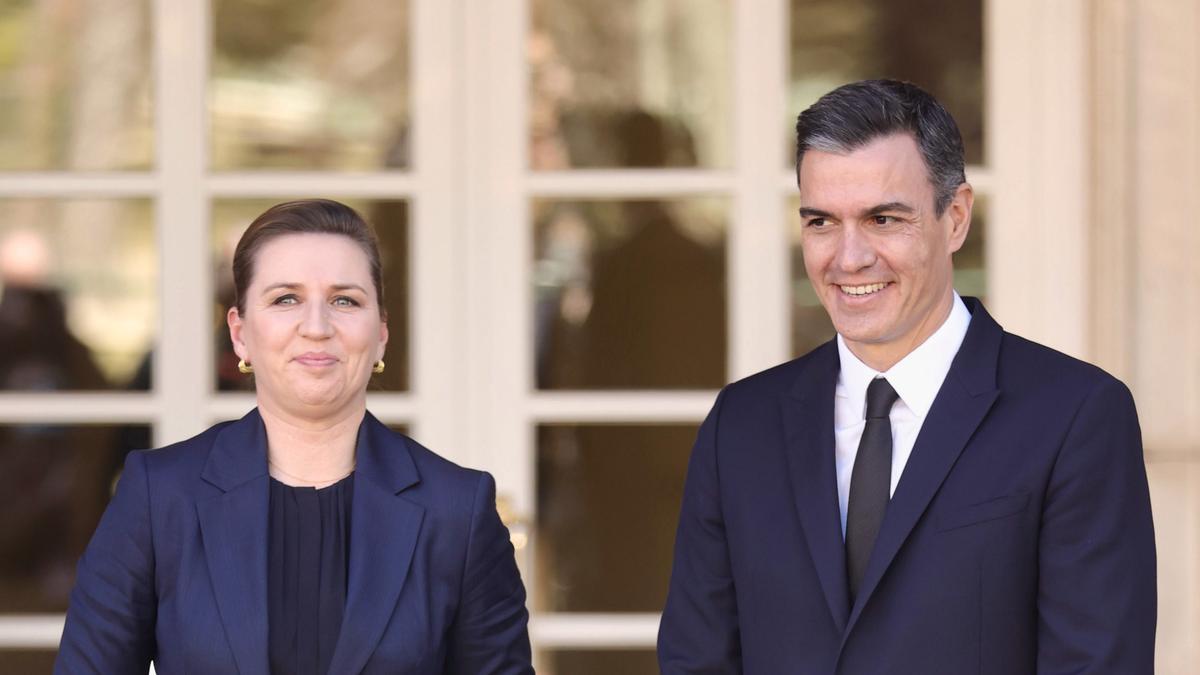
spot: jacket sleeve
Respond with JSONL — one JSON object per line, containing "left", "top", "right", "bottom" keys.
{"left": 55, "top": 451, "right": 156, "bottom": 674}
{"left": 658, "top": 389, "right": 742, "bottom": 674}
{"left": 1037, "top": 377, "right": 1156, "bottom": 674}
{"left": 445, "top": 472, "right": 534, "bottom": 675}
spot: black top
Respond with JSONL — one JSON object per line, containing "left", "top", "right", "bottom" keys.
{"left": 268, "top": 473, "right": 354, "bottom": 675}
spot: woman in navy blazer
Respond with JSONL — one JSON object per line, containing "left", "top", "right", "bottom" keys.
{"left": 56, "top": 200, "right": 533, "bottom": 674}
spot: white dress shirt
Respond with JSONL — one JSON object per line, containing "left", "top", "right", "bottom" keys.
{"left": 834, "top": 293, "right": 972, "bottom": 537}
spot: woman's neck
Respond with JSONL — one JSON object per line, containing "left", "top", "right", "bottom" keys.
{"left": 258, "top": 403, "right": 364, "bottom": 488}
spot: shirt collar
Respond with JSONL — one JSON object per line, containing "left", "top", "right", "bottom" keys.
{"left": 836, "top": 292, "right": 972, "bottom": 419}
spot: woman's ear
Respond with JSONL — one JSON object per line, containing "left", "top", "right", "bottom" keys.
{"left": 227, "top": 306, "right": 248, "bottom": 362}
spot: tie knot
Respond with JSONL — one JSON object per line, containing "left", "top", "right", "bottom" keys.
{"left": 865, "top": 377, "right": 899, "bottom": 420}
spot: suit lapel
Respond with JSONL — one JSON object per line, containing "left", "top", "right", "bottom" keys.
{"left": 779, "top": 340, "right": 850, "bottom": 633}
{"left": 839, "top": 298, "right": 1002, "bottom": 644}
{"left": 197, "top": 410, "right": 270, "bottom": 675}
{"left": 327, "top": 413, "right": 425, "bottom": 675}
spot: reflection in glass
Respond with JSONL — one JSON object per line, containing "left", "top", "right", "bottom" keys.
{"left": 533, "top": 199, "right": 727, "bottom": 389}
{"left": 535, "top": 649, "right": 658, "bottom": 675}
{"left": 535, "top": 424, "right": 693, "bottom": 612}
{"left": 0, "top": 200, "right": 156, "bottom": 390}
{"left": 0, "top": 424, "right": 151, "bottom": 612}
{"left": 211, "top": 199, "right": 409, "bottom": 391}
{"left": 0, "top": 0, "right": 153, "bottom": 170}
{"left": 529, "top": 0, "right": 732, "bottom": 169}
{"left": 789, "top": 0, "right": 984, "bottom": 165}
{"left": 211, "top": 0, "right": 410, "bottom": 170}
{"left": 789, "top": 195, "right": 988, "bottom": 357}
{"left": 0, "top": 650, "right": 57, "bottom": 672}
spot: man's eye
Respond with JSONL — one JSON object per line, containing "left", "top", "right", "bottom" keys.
{"left": 807, "top": 218, "right": 827, "bottom": 228}
{"left": 872, "top": 215, "right": 896, "bottom": 225}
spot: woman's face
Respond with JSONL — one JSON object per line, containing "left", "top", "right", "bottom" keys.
{"left": 228, "top": 233, "right": 387, "bottom": 420}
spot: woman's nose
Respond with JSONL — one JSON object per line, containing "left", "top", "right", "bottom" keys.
{"left": 298, "top": 302, "right": 334, "bottom": 337}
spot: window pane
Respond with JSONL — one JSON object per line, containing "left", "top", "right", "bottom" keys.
{"left": 0, "top": 0, "right": 153, "bottom": 170}
{"left": 211, "top": 0, "right": 410, "bottom": 170}
{"left": 530, "top": 0, "right": 732, "bottom": 169}
{"left": 789, "top": 195, "right": 988, "bottom": 357}
{"left": 534, "top": 198, "right": 727, "bottom": 390}
{"left": 0, "top": 650, "right": 57, "bottom": 672}
{"left": 536, "top": 650, "right": 658, "bottom": 675}
{"left": 0, "top": 200, "right": 156, "bottom": 391}
{"left": 211, "top": 199, "right": 409, "bottom": 392}
{"left": 0, "top": 424, "right": 151, "bottom": 612}
{"left": 535, "top": 424, "right": 692, "bottom": 612}
{"left": 789, "top": 0, "right": 984, "bottom": 165}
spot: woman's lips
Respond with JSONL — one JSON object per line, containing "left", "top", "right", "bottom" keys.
{"left": 294, "top": 353, "right": 338, "bottom": 367}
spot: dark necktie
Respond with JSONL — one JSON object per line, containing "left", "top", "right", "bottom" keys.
{"left": 846, "top": 377, "right": 900, "bottom": 601}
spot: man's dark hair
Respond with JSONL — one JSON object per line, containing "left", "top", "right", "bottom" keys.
{"left": 795, "top": 79, "right": 966, "bottom": 215}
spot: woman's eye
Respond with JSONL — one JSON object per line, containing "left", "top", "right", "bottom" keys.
{"left": 333, "top": 296, "right": 360, "bottom": 307}
{"left": 273, "top": 294, "right": 298, "bottom": 305}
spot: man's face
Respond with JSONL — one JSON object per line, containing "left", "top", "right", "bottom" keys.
{"left": 798, "top": 132, "right": 972, "bottom": 369}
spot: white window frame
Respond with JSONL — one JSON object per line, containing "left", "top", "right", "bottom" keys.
{"left": 0, "top": 0, "right": 1089, "bottom": 660}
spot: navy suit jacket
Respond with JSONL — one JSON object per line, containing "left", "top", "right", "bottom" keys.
{"left": 56, "top": 409, "right": 532, "bottom": 674}
{"left": 659, "top": 298, "right": 1156, "bottom": 674}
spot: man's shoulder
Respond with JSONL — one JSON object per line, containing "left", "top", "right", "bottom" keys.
{"left": 720, "top": 340, "right": 836, "bottom": 403}
{"left": 996, "top": 330, "right": 1127, "bottom": 396}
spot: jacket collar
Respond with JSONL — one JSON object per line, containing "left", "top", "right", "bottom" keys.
{"left": 781, "top": 297, "right": 1003, "bottom": 641}
{"left": 197, "top": 408, "right": 424, "bottom": 675}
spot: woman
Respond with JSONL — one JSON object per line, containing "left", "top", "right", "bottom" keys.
{"left": 56, "top": 200, "right": 533, "bottom": 674}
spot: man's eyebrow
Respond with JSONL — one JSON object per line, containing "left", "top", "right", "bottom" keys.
{"left": 798, "top": 207, "right": 834, "bottom": 219}
{"left": 862, "top": 201, "right": 916, "bottom": 216}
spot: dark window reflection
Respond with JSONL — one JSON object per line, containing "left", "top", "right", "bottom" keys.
{"left": 0, "top": 424, "right": 150, "bottom": 612}
{"left": 789, "top": 0, "right": 984, "bottom": 165}
{"left": 534, "top": 199, "right": 727, "bottom": 390}
{"left": 211, "top": 0, "right": 410, "bottom": 170}
{"left": 0, "top": 0, "right": 153, "bottom": 171}
{"left": 529, "top": 0, "right": 732, "bottom": 169}
{"left": 789, "top": 196, "right": 988, "bottom": 357}
{"left": 212, "top": 199, "right": 409, "bottom": 392}
{"left": 0, "top": 650, "right": 57, "bottom": 673}
{"left": 535, "top": 424, "right": 693, "bottom": 612}
{"left": 0, "top": 200, "right": 156, "bottom": 391}
{"left": 536, "top": 650, "right": 658, "bottom": 675}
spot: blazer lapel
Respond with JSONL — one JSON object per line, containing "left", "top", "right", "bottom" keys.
{"left": 197, "top": 410, "right": 271, "bottom": 675}
{"left": 840, "top": 298, "right": 1003, "bottom": 644}
{"left": 779, "top": 340, "right": 851, "bottom": 633}
{"left": 327, "top": 413, "right": 425, "bottom": 675}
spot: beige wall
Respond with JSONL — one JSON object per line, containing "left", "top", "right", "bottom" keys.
{"left": 1090, "top": 0, "right": 1200, "bottom": 670}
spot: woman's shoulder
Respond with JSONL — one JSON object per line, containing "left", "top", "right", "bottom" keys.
{"left": 130, "top": 421, "right": 236, "bottom": 491}
{"left": 389, "top": 430, "right": 486, "bottom": 490}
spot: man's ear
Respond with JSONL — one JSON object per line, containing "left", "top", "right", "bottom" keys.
{"left": 227, "top": 306, "right": 248, "bottom": 362}
{"left": 946, "top": 182, "right": 974, "bottom": 254}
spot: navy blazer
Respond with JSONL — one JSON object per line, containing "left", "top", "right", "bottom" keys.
{"left": 659, "top": 298, "right": 1156, "bottom": 674}
{"left": 56, "top": 410, "right": 532, "bottom": 674}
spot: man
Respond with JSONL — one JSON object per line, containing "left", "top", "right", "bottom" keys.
{"left": 658, "top": 80, "right": 1156, "bottom": 674}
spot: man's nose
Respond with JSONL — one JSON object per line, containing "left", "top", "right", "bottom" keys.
{"left": 835, "top": 226, "right": 876, "bottom": 273}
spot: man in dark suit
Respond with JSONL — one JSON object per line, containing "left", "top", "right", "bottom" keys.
{"left": 658, "top": 79, "right": 1156, "bottom": 674}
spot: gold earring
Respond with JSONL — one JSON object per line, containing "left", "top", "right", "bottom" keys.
{"left": 237, "top": 359, "right": 254, "bottom": 374}
{"left": 372, "top": 360, "right": 385, "bottom": 374}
